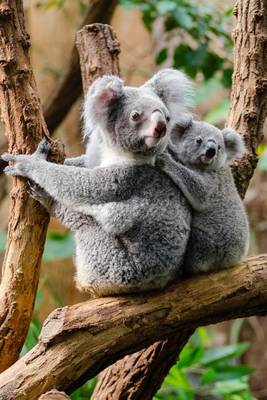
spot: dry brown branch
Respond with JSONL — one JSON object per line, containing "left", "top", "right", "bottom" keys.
{"left": 92, "top": 0, "right": 267, "bottom": 398}
{"left": 44, "top": 0, "right": 118, "bottom": 133}
{"left": 0, "top": 255, "right": 266, "bottom": 399}
{"left": 39, "top": 390, "right": 70, "bottom": 400}
{"left": 0, "top": 0, "right": 63, "bottom": 373}
{"left": 76, "top": 23, "right": 120, "bottom": 93}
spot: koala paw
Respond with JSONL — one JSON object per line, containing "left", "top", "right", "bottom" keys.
{"left": 2, "top": 153, "right": 29, "bottom": 177}
{"left": 28, "top": 181, "right": 52, "bottom": 208}
{"left": 1, "top": 152, "right": 39, "bottom": 178}
{"left": 33, "top": 137, "right": 51, "bottom": 160}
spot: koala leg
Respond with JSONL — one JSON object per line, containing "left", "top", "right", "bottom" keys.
{"left": 183, "top": 228, "right": 217, "bottom": 274}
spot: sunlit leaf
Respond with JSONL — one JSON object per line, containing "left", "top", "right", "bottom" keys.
{"left": 201, "top": 342, "right": 250, "bottom": 366}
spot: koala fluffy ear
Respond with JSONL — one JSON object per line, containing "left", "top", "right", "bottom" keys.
{"left": 142, "top": 68, "right": 194, "bottom": 122}
{"left": 222, "top": 128, "right": 246, "bottom": 161}
{"left": 83, "top": 75, "right": 124, "bottom": 137}
{"left": 171, "top": 116, "right": 193, "bottom": 140}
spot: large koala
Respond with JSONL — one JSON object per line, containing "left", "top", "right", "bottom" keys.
{"left": 157, "top": 119, "right": 250, "bottom": 274}
{"left": 2, "top": 69, "right": 193, "bottom": 297}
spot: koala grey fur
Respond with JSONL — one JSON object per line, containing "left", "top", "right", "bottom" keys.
{"left": 157, "top": 119, "right": 249, "bottom": 274}
{"left": 2, "top": 69, "right": 193, "bottom": 296}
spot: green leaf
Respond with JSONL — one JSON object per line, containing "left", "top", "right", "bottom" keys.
{"left": 164, "top": 367, "right": 193, "bottom": 391}
{"left": 213, "top": 378, "right": 250, "bottom": 395}
{"left": 200, "top": 368, "right": 217, "bottom": 385}
{"left": 0, "top": 230, "right": 6, "bottom": 252}
{"left": 201, "top": 365, "right": 254, "bottom": 385}
{"left": 43, "top": 231, "right": 75, "bottom": 261}
{"left": 119, "top": 0, "right": 136, "bottom": 11}
{"left": 173, "top": 7, "right": 194, "bottom": 29}
{"left": 156, "top": 1, "right": 176, "bottom": 15}
{"left": 202, "top": 52, "right": 223, "bottom": 79}
{"left": 201, "top": 342, "right": 250, "bottom": 367}
{"left": 156, "top": 48, "right": 168, "bottom": 65}
{"left": 258, "top": 152, "right": 267, "bottom": 171}
{"left": 222, "top": 67, "right": 233, "bottom": 88}
{"left": 178, "top": 346, "right": 204, "bottom": 368}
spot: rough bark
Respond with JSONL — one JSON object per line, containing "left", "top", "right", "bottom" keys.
{"left": 0, "top": 0, "right": 62, "bottom": 373}
{"left": 38, "top": 390, "right": 70, "bottom": 400}
{"left": 0, "top": 255, "right": 266, "bottom": 399}
{"left": 229, "top": 0, "right": 267, "bottom": 198}
{"left": 44, "top": 0, "right": 118, "bottom": 134}
{"left": 92, "top": 1, "right": 267, "bottom": 398}
{"left": 92, "top": 332, "right": 192, "bottom": 400}
{"left": 76, "top": 23, "right": 120, "bottom": 93}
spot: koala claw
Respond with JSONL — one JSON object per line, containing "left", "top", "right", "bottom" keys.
{"left": 34, "top": 138, "right": 51, "bottom": 159}
{"left": 1, "top": 152, "right": 17, "bottom": 162}
{"left": 3, "top": 165, "right": 19, "bottom": 176}
{"left": 28, "top": 181, "right": 51, "bottom": 207}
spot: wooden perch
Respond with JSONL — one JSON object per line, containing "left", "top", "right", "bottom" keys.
{"left": 0, "top": 256, "right": 266, "bottom": 399}
{"left": 44, "top": 0, "right": 118, "bottom": 133}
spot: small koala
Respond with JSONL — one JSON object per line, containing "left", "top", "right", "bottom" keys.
{"left": 2, "top": 69, "right": 193, "bottom": 296}
{"left": 157, "top": 119, "right": 250, "bottom": 274}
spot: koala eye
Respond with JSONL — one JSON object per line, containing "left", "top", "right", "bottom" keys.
{"left": 196, "top": 137, "right": 202, "bottom": 145}
{"left": 166, "top": 116, "right": 170, "bottom": 123}
{"left": 131, "top": 111, "right": 141, "bottom": 121}
{"left": 218, "top": 145, "right": 221, "bottom": 150}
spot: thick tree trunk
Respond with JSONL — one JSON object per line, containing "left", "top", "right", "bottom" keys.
{"left": 0, "top": 255, "right": 266, "bottom": 399}
{"left": 92, "top": 0, "right": 267, "bottom": 398}
{"left": 0, "top": 0, "right": 50, "bottom": 372}
{"left": 0, "top": 0, "right": 63, "bottom": 373}
{"left": 44, "top": 0, "right": 118, "bottom": 133}
{"left": 229, "top": 0, "right": 267, "bottom": 198}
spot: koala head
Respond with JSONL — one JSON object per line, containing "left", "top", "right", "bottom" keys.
{"left": 172, "top": 119, "right": 246, "bottom": 170}
{"left": 83, "top": 69, "right": 193, "bottom": 157}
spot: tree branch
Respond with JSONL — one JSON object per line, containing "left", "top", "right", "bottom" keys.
{"left": 0, "top": 0, "right": 63, "bottom": 372}
{"left": 39, "top": 390, "right": 70, "bottom": 400}
{"left": 92, "top": 0, "right": 267, "bottom": 397}
{"left": 0, "top": 255, "right": 266, "bottom": 399}
{"left": 44, "top": 0, "right": 118, "bottom": 133}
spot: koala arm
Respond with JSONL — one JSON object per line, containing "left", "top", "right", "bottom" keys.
{"left": 64, "top": 155, "right": 87, "bottom": 168}
{"left": 2, "top": 153, "right": 125, "bottom": 213}
{"left": 28, "top": 182, "right": 89, "bottom": 230}
{"left": 157, "top": 152, "right": 213, "bottom": 211}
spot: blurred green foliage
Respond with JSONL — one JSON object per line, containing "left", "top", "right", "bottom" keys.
{"left": 119, "top": 0, "right": 233, "bottom": 86}
{"left": 41, "top": 0, "right": 87, "bottom": 15}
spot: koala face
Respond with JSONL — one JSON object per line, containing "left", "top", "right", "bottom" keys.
{"left": 172, "top": 120, "right": 245, "bottom": 170}
{"left": 106, "top": 88, "right": 172, "bottom": 155}
{"left": 83, "top": 70, "right": 193, "bottom": 157}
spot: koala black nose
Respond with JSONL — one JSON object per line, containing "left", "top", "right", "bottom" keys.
{"left": 206, "top": 145, "right": 216, "bottom": 159}
{"left": 154, "top": 121, "right": 167, "bottom": 138}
